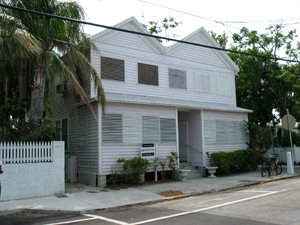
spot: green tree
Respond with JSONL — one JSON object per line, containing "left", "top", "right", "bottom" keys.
{"left": 143, "top": 16, "right": 181, "bottom": 43}
{"left": 228, "top": 25, "right": 299, "bottom": 125}
{"left": 1, "top": 0, "right": 105, "bottom": 119}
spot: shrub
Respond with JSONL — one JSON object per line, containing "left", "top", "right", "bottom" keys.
{"left": 207, "top": 149, "right": 261, "bottom": 173}
{"left": 117, "top": 157, "right": 150, "bottom": 184}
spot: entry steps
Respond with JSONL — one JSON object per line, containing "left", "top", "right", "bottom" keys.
{"left": 176, "top": 162, "right": 205, "bottom": 180}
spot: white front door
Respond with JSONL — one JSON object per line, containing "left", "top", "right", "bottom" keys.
{"left": 179, "top": 121, "right": 188, "bottom": 162}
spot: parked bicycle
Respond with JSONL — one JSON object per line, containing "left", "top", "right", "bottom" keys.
{"left": 261, "top": 153, "right": 282, "bottom": 177}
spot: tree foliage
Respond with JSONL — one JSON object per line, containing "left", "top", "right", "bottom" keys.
{"left": 143, "top": 16, "right": 181, "bottom": 43}
{"left": 0, "top": 0, "right": 105, "bottom": 120}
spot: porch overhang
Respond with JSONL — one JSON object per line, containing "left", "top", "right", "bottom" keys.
{"left": 98, "top": 92, "right": 252, "bottom": 113}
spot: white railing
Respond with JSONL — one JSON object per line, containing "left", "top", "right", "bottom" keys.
{"left": 0, "top": 142, "right": 53, "bottom": 163}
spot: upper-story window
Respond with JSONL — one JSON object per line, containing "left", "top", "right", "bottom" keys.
{"left": 217, "top": 77, "right": 231, "bottom": 96}
{"left": 138, "top": 63, "right": 158, "bottom": 86}
{"left": 101, "top": 56, "right": 125, "bottom": 81}
{"left": 194, "top": 73, "right": 210, "bottom": 94}
{"left": 169, "top": 68, "right": 187, "bottom": 90}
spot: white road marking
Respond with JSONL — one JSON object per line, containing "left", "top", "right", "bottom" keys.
{"left": 84, "top": 214, "right": 130, "bottom": 225}
{"left": 44, "top": 190, "right": 280, "bottom": 225}
{"left": 43, "top": 217, "right": 97, "bottom": 225}
{"left": 131, "top": 191, "right": 278, "bottom": 225}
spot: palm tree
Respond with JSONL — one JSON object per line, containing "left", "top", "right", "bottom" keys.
{"left": 0, "top": 9, "right": 42, "bottom": 104}
{"left": 1, "top": 0, "right": 105, "bottom": 119}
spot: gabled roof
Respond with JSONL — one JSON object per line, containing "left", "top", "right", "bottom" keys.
{"left": 166, "top": 27, "right": 239, "bottom": 72}
{"left": 91, "top": 17, "right": 239, "bottom": 72}
{"left": 91, "top": 16, "right": 166, "bottom": 54}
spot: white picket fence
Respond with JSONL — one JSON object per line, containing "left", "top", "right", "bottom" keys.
{"left": 0, "top": 142, "right": 53, "bottom": 163}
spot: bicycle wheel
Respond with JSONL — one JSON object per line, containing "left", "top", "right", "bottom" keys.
{"left": 268, "top": 161, "right": 275, "bottom": 176}
{"left": 261, "top": 162, "right": 268, "bottom": 177}
{"left": 276, "top": 163, "right": 282, "bottom": 175}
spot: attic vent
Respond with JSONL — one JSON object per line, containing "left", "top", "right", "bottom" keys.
{"left": 56, "top": 83, "right": 68, "bottom": 94}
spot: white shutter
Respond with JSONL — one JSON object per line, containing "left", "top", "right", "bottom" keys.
{"left": 216, "top": 120, "right": 228, "bottom": 143}
{"left": 238, "top": 121, "right": 248, "bottom": 143}
{"left": 142, "top": 116, "right": 160, "bottom": 143}
{"left": 204, "top": 119, "right": 216, "bottom": 144}
{"left": 194, "top": 73, "right": 210, "bottom": 93}
{"left": 169, "top": 68, "right": 187, "bottom": 90}
{"left": 78, "top": 116, "right": 88, "bottom": 146}
{"left": 123, "top": 114, "right": 142, "bottom": 144}
{"left": 217, "top": 77, "right": 231, "bottom": 96}
{"left": 102, "top": 114, "right": 122, "bottom": 144}
{"left": 160, "top": 118, "right": 176, "bottom": 143}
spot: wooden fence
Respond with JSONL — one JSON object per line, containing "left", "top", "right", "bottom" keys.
{"left": 0, "top": 142, "right": 53, "bottom": 163}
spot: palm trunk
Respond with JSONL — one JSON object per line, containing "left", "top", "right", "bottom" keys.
{"left": 3, "top": 73, "right": 9, "bottom": 104}
{"left": 19, "top": 59, "right": 28, "bottom": 102}
{"left": 30, "top": 60, "right": 46, "bottom": 119}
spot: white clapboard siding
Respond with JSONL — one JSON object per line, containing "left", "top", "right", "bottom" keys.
{"left": 91, "top": 30, "right": 237, "bottom": 106}
{"left": 77, "top": 103, "right": 99, "bottom": 174}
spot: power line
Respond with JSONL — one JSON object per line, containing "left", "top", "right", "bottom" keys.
{"left": 0, "top": 3, "right": 298, "bottom": 63}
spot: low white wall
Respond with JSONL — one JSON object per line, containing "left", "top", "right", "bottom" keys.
{"left": 268, "top": 146, "right": 300, "bottom": 164}
{"left": 0, "top": 141, "right": 65, "bottom": 201}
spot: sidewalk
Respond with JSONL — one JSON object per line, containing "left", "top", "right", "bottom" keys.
{"left": 1, "top": 166, "right": 299, "bottom": 216}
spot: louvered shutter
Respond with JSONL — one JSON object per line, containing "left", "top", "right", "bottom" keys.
{"left": 142, "top": 116, "right": 160, "bottom": 143}
{"left": 123, "top": 114, "right": 142, "bottom": 144}
{"left": 160, "top": 118, "right": 176, "bottom": 143}
{"left": 102, "top": 114, "right": 122, "bottom": 143}
{"left": 169, "top": 69, "right": 187, "bottom": 90}
{"left": 101, "top": 57, "right": 124, "bottom": 81}
{"left": 217, "top": 77, "right": 231, "bottom": 96}
{"left": 194, "top": 73, "right": 210, "bottom": 93}
{"left": 204, "top": 119, "right": 216, "bottom": 144}
{"left": 78, "top": 116, "right": 88, "bottom": 146}
{"left": 138, "top": 63, "right": 158, "bottom": 86}
{"left": 216, "top": 120, "right": 228, "bottom": 143}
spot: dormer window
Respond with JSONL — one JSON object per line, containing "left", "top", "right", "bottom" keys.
{"left": 101, "top": 56, "right": 125, "bottom": 81}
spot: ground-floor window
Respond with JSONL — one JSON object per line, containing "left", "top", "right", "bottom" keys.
{"left": 204, "top": 119, "right": 247, "bottom": 144}
{"left": 102, "top": 114, "right": 176, "bottom": 144}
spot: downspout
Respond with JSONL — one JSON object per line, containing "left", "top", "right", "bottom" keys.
{"left": 176, "top": 108, "right": 179, "bottom": 161}
{"left": 98, "top": 103, "right": 102, "bottom": 175}
{"left": 200, "top": 109, "right": 206, "bottom": 167}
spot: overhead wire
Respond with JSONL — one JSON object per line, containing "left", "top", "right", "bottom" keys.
{"left": 0, "top": 3, "right": 298, "bottom": 63}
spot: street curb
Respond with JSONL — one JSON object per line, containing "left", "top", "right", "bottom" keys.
{"left": 1, "top": 174, "right": 299, "bottom": 216}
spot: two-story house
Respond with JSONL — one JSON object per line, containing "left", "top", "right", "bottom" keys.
{"left": 51, "top": 17, "right": 251, "bottom": 187}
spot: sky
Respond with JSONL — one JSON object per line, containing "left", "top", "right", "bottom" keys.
{"left": 76, "top": 0, "right": 300, "bottom": 47}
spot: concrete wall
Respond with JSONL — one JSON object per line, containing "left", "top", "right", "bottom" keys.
{"left": 0, "top": 141, "right": 65, "bottom": 201}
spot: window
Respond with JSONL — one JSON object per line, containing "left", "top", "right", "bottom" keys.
{"left": 138, "top": 63, "right": 158, "bottom": 86}
{"left": 194, "top": 73, "right": 210, "bottom": 93}
{"left": 56, "top": 118, "right": 68, "bottom": 151}
{"left": 78, "top": 116, "right": 88, "bottom": 146}
{"left": 102, "top": 114, "right": 176, "bottom": 145}
{"left": 101, "top": 56, "right": 124, "bottom": 81}
{"left": 169, "top": 68, "right": 187, "bottom": 90}
{"left": 142, "top": 116, "right": 160, "bottom": 143}
{"left": 102, "top": 114, "right": 122, "bottom": 143}
{"left": 204, "top": 119, "right": 247, "bottom": 144}
{"left": 217, "top": 77, "right": 231, "bottom": 96}
{"left": 160, "top": 118, "right": 176, "bottom": 143}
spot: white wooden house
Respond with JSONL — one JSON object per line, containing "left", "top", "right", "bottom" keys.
{"left": 51, "top": 17, "right": 251, "bottom": 187}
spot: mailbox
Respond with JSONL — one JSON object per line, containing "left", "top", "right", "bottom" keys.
{"left": 140, "top": 144, "right": 156, "bottom": 161}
